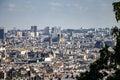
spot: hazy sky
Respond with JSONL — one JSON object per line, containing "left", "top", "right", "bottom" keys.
{"left": 0, "top": 0, "right": 120, "bottom": 30}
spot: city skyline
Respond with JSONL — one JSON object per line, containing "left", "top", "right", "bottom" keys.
{"left": 0, "top": 0, "right": 120, "bottom": 30}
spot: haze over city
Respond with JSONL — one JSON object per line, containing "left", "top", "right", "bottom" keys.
{"left": 0, "top": 0, "right": 120, "bottom": 30}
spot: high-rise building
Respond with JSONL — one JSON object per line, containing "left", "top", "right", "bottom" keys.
{"left": 57, "top": 34, "right": 61, "bottom": 43}
{"left": 57, "top": 33, "right": 64, "bottom": 43}
{"left": 31, "top": 26, "right": 37, "bottom": 37}
{"left": 49, "top": 34, "right": 52, "bottom": 45}
{"left": 44, "top": 26, "right": 50, "bottom": 35}
{"left": 51, "top": 27, "right": 57, "bottom": 34}
{"left": 0, "top": 27, "right": 5, "bottom": 40}
{"left": 61, "top": 33, "right": 64, "bottom": 42}
{"left": 51, "top": 26, "right": 61, "bottom": 35}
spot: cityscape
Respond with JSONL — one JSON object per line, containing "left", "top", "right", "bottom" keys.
{"left": 0, "top": 26, "right": 115, "bottom": 80}
{"left": 0, "top": 0, "right": 119, "bottom": 80}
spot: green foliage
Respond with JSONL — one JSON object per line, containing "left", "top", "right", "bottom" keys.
{"left": 111, "top": 26, "right": 119, "bottom": 37}
{"left": 77, "top": 44, "right": 115, "bottom": 80}
{"left": 77, "top": 28, "right": 120, "bottom": 80}
{"left": 77, "top": 2, "right": 120, "bottom": 80}
{"left": 106, "top": 69, "right": 120, "bottom": 80}
{"left": 113, "top": 2, "right": 120, "bottom": 22}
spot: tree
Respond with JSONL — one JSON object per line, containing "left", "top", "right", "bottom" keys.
{"left": 113, "top": 2, "right": 120, "bottom": 22}
{"left": 77, "top": 1, "right": 120, "bottom": 80}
